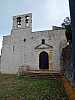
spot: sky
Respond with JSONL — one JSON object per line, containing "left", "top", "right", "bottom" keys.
{"left": 0, "top": 0, "right": 70, "bottom": 55}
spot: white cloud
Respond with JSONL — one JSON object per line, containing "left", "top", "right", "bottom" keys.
{"left": 31, "top": 0, "right": 70, "bottom": 31}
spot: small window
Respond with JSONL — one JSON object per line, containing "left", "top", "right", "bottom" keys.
{"left": 24, "top": 38, "right": 26, "bottom": 42}
{"left": 1, "top": 49, "right": 2, "bottom": 54}
{"left": 13, "top": 45, "right": 15, "bottom": 53}
{"left": 42, "top": 39, "right": 45, "bottom": 44}
{"left": 25, "top": 16, "right": 29, "bottom": 23}
{"left": 17, "top": 17, "right": 21, "bottom": 27}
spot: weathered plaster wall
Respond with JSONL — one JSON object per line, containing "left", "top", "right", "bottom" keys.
{"left": 1, "top": 13, "right": 67, "bottom": 74}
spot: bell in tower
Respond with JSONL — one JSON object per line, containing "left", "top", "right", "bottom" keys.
{"left": 12, "top": 13, "right": 32, "bottom": 29}
{"left": 17, "top": 17, "right": 21, "bottom": 27}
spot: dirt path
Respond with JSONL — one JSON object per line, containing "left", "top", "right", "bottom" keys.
{"left": 64, "top": 79, "right": 75, "bottom": 100}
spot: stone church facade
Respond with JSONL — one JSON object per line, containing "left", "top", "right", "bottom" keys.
{"left": 0, "top": 13, "right": 67, "bottom": 74}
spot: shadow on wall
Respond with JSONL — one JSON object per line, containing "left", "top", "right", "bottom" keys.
{"left": 62, "top": 43, "right": 73, "bottom": 80}
{"left": 0, "top": 56, "right": 1, "bottom": 72}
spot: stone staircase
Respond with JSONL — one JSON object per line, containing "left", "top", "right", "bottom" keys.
{"left": 18, "top": 69, "right": 64, "bottom": 79}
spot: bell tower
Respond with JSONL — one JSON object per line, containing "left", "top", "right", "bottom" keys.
{"left": 12, "top": 13, "right": 32, "bottom": 29}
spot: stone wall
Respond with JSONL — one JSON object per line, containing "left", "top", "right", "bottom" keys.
{"left": 0, "top": 13, "right": 67, "bottom": 74}
{"left": 62, "top": 44, "right": 73, "bottom": 80}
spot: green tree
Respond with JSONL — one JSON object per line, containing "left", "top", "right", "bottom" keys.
{"left": 62, "top": 17, "right": 72, "bottom": 44}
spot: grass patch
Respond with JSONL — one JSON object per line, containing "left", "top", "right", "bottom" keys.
{"left": 0, "top": 74, "right": 69, "bottom": 100}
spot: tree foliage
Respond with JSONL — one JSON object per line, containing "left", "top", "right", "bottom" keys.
{"left": 62, "top": 17, "right": 72, "bottom": 44}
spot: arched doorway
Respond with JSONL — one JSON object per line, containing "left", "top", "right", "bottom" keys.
{"left": 39, "top": 51, "right": 49, "bottom": 69}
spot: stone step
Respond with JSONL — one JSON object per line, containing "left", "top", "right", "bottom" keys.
{"left": 19, "top": 70, "right": 64, "bottom": 79}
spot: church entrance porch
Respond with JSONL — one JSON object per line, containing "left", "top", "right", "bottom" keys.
{"left": 35, "top": 43, "right": 53, "bottom": 71}
{"left": 39, "top": 51, "right": 49, "bottom": 70}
